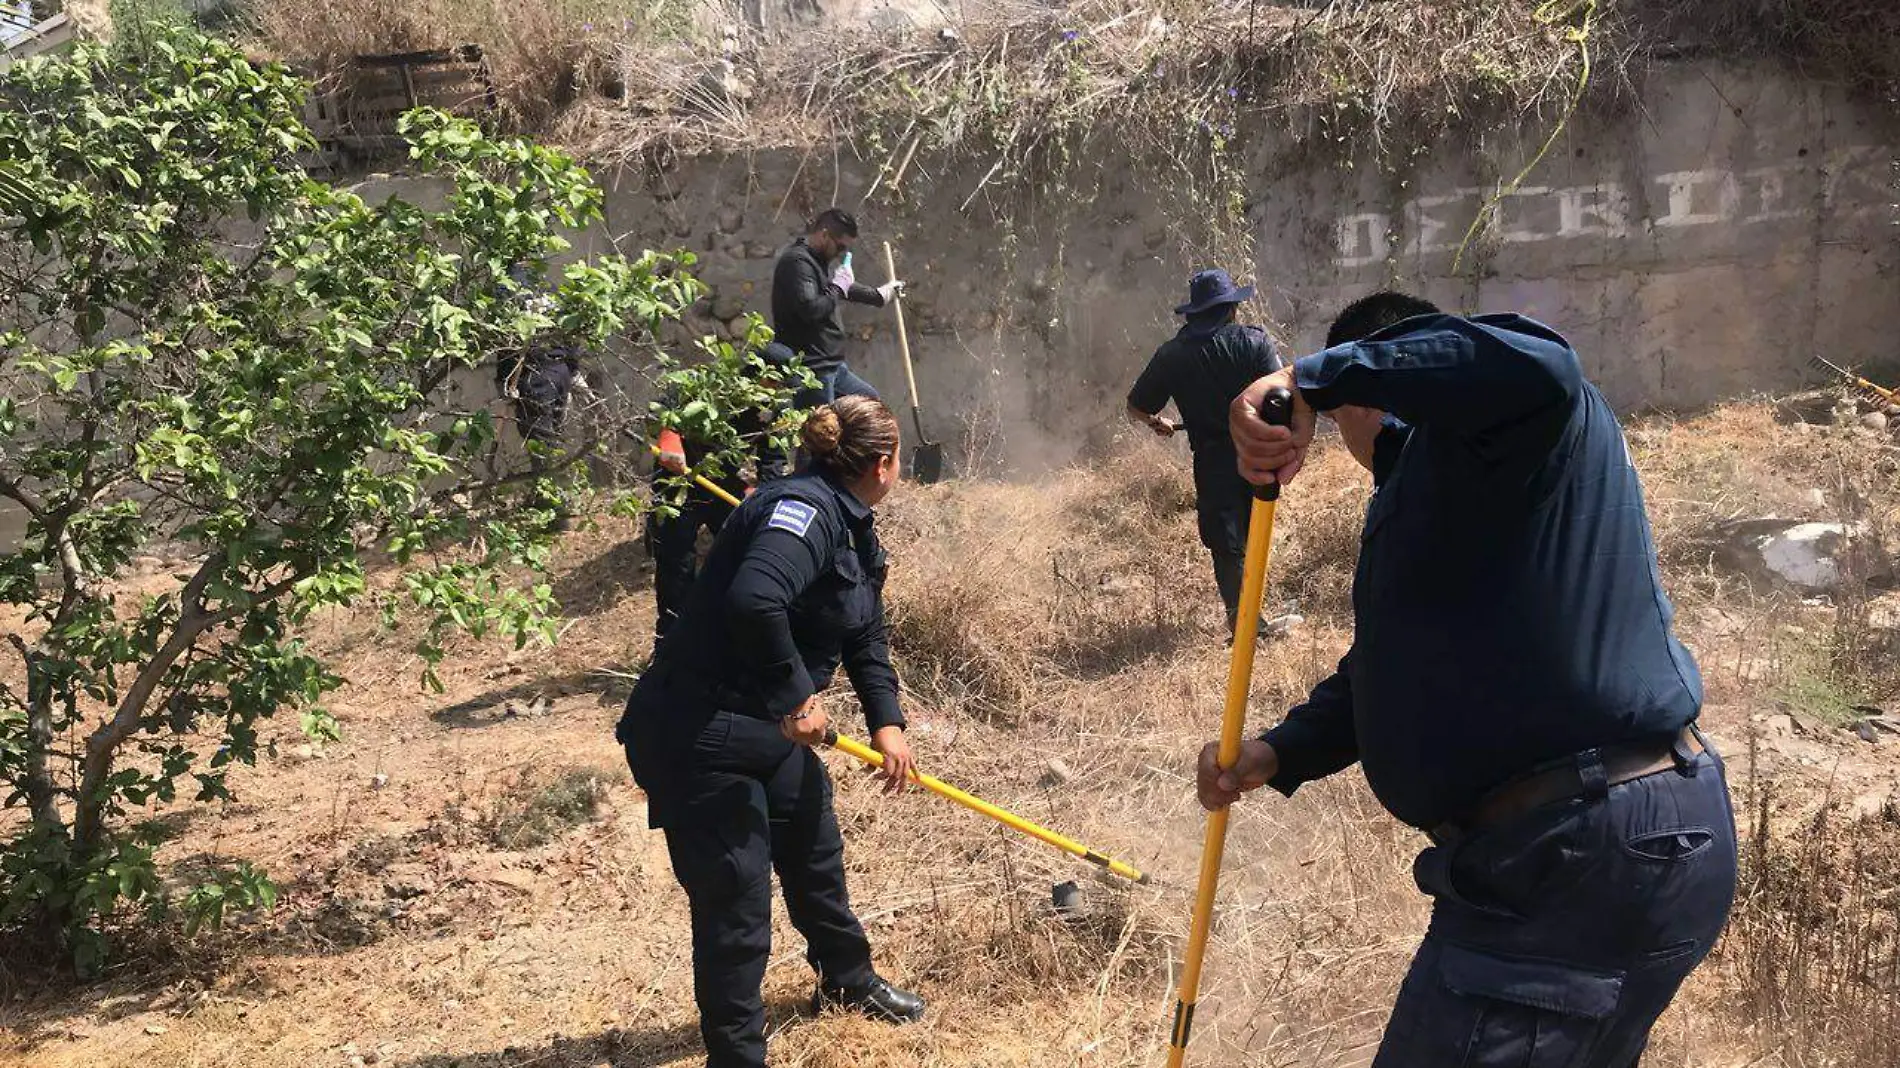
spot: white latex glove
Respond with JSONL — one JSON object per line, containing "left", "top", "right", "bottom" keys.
{"left": 877, "top": 279, "right": 906, "bottom": 303}
{"left": 830, "top": 260, "right": 856, "bottom": 295}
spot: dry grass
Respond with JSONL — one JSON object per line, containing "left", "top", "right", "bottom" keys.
{"left": 234, "top": 0, "right": 1900, "bottom": 193}
{"left": 1720, "top": 778, "right": 1900, "bottom": 1066}
{"left": 3, "top": 398, "right": 1899, "bottom": 1067}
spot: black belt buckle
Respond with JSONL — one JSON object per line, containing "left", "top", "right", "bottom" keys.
{"left": 1672, "top": 724, "right": 1703, "bottom": 776}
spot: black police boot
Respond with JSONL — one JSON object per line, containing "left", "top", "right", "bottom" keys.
{"left": 810, "top": 975, "right": 925, "bottom": 1024}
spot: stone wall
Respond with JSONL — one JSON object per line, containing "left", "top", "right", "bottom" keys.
{"left": 570, "top": 60, "right": 1897, "bottom": 473}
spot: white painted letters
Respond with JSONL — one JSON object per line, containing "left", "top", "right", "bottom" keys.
{"left": 1331, "top": 146, "right": 1892, "bottom": 267}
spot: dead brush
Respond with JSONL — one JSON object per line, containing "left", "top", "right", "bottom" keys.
{"left": 1718, "top": 786, "right": 1900, "bottom": 1067}
{"left": 479, "top": 765, "right": 615, "bottom": 850}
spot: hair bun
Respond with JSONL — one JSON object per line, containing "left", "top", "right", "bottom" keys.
{"left": 801, "top": 406, "right": 844, "bottom": 457}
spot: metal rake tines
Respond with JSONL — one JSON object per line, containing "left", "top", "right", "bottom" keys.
{"left": 1810, "top": 354, "right": 1855, "bottom": 380}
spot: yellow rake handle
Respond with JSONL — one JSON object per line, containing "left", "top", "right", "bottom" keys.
{"left": 1165, "top": 387, "right": 1292, "bottom": 1066}
{"left": 825, "top": 730, "right": 1149, "bottom": 885}
{"left": 651, "top": 445, "right": 743, "bottom": 508}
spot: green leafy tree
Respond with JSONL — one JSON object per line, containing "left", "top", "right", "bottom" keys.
{"left": 0, "top": 28, "right": 720, "bottom": 968}
{"left": 644, "top": 316, "right": 817, "bottom": 518}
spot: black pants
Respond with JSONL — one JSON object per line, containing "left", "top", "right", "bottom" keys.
{"left": 1372, "top": 738, "right": 1738, "bottom": 1066}
{"left": 1195, "top": 491, "right": 1251, "bottom": 629}
{"left": 644, "top": 712, "right": 875, "bottom": 1068}
{"left": 649, "top": 487, "right": 739, "bottom": 646}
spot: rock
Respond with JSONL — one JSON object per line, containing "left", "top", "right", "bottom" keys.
{"left": 144, "top": 1024, "right": 169, "bottom": 1036}
{"left": 717, "top": 207, "right": 744, "bottom": 234}
{"left": 1804, "top": 488, "right": 1829, "bottom": 512}
{"left": 1051, "top": 880, "right": 1081, "bottom": 916}
{"left": 1861, "top": 411, "right": 1889, "bottom": 432}
{"left": 467, "top": 863, "right": 536, "bottom": 894}
{"left": 710, "top": 294, "right": 746, "bottom": 321}
{"left": 1039, "top": 759, "right": 1076, "bottom": 787}
{"left": 1715, "top": 519, "right": 1892, "bottom": 592}
{"left": 369, "top": 773, "right": 389, "bottom": 790}
{"left": 1262, "top": 613, "right": 1304, "bottom": 637}
{"left": 1855, "top": 720, "right": 1880, "bottom": 744}
{"left": 1764, "top": 712, "right": 1796, "bottom": 737}
{"left": 745, "top": 241, "right": 777, "bottom": 259}
{"left": 723, "top": 316, "right": 750, "bottom": 339}
{"left": 501, "top": 696, "right": 549, "bottom": 719}
{"left": 1759, "top": 523, "right": 1855, "bottom": 590}
{"left": 1849, "top": 790, "right": 1897, "bottom": 820}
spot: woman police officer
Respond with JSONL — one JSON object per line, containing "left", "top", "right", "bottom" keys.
{"left": 616, "top": 395, "right": 925, "bottom": 1068}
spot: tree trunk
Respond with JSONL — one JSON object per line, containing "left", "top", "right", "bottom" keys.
{"left": 13, "top": 642, "right": 65, "bottom": 836}
{"left": 69, "top": 560, "right": 222, "bottom": 857}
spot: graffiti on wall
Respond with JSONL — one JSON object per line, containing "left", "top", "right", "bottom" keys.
{"left": 1333, "top": 145, "right": 1896, "bottom": 268}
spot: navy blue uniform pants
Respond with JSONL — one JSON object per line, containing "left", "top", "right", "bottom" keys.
{"left": 1194, "top": 487, "right": 1251, "bottom": 630}
{"left": 649, "top": 487, "right": 738, "bottom": 648}
{"left": 649, "top": 712, "right": 875, "bottom": 1068}
{"left": 1372, "top": 743, "right": 1737, "bottom": 1067}
{"left": 792, "top": 363, "right": 880, "bottom": 409}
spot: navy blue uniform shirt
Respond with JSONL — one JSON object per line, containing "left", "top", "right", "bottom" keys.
{"left": 770, "top": 239, "right": 888, "bottom": 372}
{"left": 621, "top": 467, "right": 903, "bottom": 727}
{"left": 1128, "top": 323, "right": 1282, "bottom": 500}
{"left": 1261, "top": 313, "right": 1703, "bottom": 830}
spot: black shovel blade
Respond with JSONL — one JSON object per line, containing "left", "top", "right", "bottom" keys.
{"left": 911, "top": 442, "right": 944, "bottom": 484}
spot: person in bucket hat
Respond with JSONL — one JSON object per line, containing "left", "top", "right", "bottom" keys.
{"left": 1126, "top": 268, "right": 1282, "bottom": 635}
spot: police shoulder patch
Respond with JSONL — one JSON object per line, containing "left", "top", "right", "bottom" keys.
{"left": 766, "top": 498, "right": 818, "bottom": 537}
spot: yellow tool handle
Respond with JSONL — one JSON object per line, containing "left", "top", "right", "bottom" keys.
{"left": 650, "top": 444, "right": 743, "bottom": 508}
{"left": 882, "top": 241, "right": 924, "bottom": 412}
{"left": 1165, "top": 386, "right": 1291, "bottom": 1066}
{"left": 825, "top": 730, "right": 1149, "bottom": 885}
{"left": 1851, "top": 374, "right": 1899, "bottom": 406}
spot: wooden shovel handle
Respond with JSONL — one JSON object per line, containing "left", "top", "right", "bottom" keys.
{"left": 882, "top": 241, "right": 923, "bottom": 411}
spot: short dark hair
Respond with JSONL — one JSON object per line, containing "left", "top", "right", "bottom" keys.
{"left": 1326, "top": 291, "right": 1442, "bottom": 348}
{"left": 810, "top": 208, "right": 859, "bottom": 239}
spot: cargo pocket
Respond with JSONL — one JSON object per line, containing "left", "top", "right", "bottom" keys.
{"left": 1413, "top": 944, "right": 1624, "bottom": 1068}
{"left": 663, "top": 783, "right": 770, "bottom": 905}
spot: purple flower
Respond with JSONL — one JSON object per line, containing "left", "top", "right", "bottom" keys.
{"left": 1227, "top": 87, "right": 1239, "bottom": 98}
{"left": 582, "top": 20, "right": 594, "bottom": 30}
{"left": 1060, "top": 29, "right": 1079, "bottom": 42}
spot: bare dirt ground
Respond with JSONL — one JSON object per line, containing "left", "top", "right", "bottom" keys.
{"left": 3, "top": 402, "right": 1898, "bottom": 1068}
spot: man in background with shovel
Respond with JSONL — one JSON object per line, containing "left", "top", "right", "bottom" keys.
{"left": 1127, "top": 268, "right": 1283, "bottom": 636}
{"left": 1201, "top": 292, "right": 1737, "bottom": 1067}
{"left": 771, "top": 207, "right": 903, "bottom": 406}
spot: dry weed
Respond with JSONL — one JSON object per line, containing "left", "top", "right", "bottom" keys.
{"left": 1716, "top": 779, "right": 1900, "bottom": 1066}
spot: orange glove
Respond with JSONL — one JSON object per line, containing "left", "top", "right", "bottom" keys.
{"left": 656, "top": 429, "right": 687, "bottom": 474}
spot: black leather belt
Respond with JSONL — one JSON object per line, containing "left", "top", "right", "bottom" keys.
{"left": 1431, "top": 726, "right": 1706, "bottom": 845}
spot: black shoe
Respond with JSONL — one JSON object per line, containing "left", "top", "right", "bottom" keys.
{"left": 810, "top": 976, "right": 925, "bottom": 1024}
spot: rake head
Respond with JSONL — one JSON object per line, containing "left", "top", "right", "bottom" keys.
{"left": 1810, "top": 354, "right": 1855, "bottom": 381}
